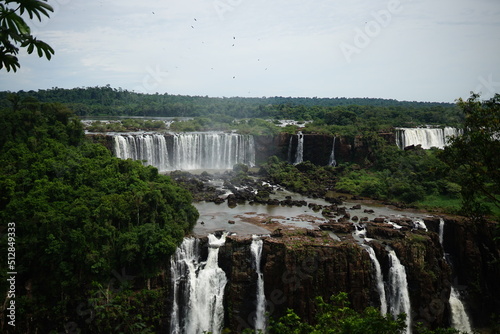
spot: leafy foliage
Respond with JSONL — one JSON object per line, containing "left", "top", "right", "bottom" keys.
{"left": 269, "top": 292, "right": 465, "bottom": 334}
{"left": 0, "top": 99, "right": 198, "bottom": 332}
{"left": 0, "top": 87, "right": 461, "bottom": 130}
{"left": 269, "top": 292, "right": 408, "bottom": 334}
{"left": 0, "top": 0, "right": 55, "bottom": 72}
{"left": 441, "top": 93, "right": 500, "bottom": 220}
{"left": 259, "top": 157, "right": 337, "bottom": 196}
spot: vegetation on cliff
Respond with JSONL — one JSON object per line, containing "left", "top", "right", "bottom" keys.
{"left": 441, "top": 93, "right": 500, "bottom": 221}
{"left": 0, "top": 98, "right": 198, "bottom": 332}
{"left": 269, "top": 292, "right": 463, "bottom": 334}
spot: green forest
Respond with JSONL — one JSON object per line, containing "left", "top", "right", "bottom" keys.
{"left": 0, "top": 86, "right": 462, "bottom": 131}
{"left": 0, "top": 98, "right": 198, "bottom": 332}
{"left": 0, "top": 88, "right": 499, "bottom": 333}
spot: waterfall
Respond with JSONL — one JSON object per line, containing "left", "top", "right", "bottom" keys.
{"left": 294, "top": 132, "right": 304, "bottom": 165}
{"left": 387, "top": 249, "right": 412, "bottom": 333}
{"left": 112, "top": 132, "right": 255, "bottom": 171}
{"left": 396, "top": 127, "right": 460, "bottom": 149}
{"left": 169, "top": 234, "right": 228, "bottom": 334}
{"left": 365, "top": 246, "right": 388, "bottom": 315}
{"left": 251, "top": 236, "right": 266, "bottom": 332}
{"left": 439, "top": 218, "right": 445, "bottom": 245}
{"left": 113, "top": 134, "right": 170, "bottom": 172}
{"left": 438, "top": 219, "right": 472, "bottom": 333}
{"left": 449, "top": 288, "right": 472, "bottom": 333}
{"left": 287, "top": 136, "right": 293, "bottom": 163}
{"left": 328, "top": 137, "right": 337, "bottom": 167}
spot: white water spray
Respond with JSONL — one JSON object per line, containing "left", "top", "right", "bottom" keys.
{"left": 395, "top": 127, "right": 460, "bottom": 150}
{"left": 251, "top": 235, "right": 266, "bottom": 332}
{"left": 438, "top": 218, "right": 472, "bottom": 333}
{"left": 365, "top": 246, "right": 388, "bottom": 315}
{"left": 170, "top": 234, "right": 228, "bottom": 334}
{"left": 449, "top": 287, "right": 472, "bottom": 333}
{"left": 387, "top": 249, "right": 412, "bottom": 333}
{"left": 328, "top": 137, "right": 337, "bottom": 167}
{"left": 113, "top": 132, "right": 255, "bottom": 171}
{"left": 294, "top": 132, "right": 304, "bottom": 165}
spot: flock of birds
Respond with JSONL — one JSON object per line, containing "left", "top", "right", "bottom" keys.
{"left": 182, "top": 16, "right": 269, "bottom": 85}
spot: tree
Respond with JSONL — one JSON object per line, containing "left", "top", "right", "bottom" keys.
{"left": 0, "top": 0, "right": 54, "bottom": 72}
{"left": 441, "top": 93, "right": 500, "bottom": 220}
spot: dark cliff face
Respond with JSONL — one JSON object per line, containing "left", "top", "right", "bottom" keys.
{"left": 218, "top": 226, "right": 454, "bottom": 332}
{"left": 441, "top": 218, "right": 500, "bottom": 328}
{"left": 370, "top": 231, "right": 452, "bottom": 329}
{"left": 254, "top": 133, "right": 395, "bottom": 166}
{"left": 161, "top": 219, "right": 499, "bottom": 333}
{"left": 89, "top": 131, "right": 396, "bottom": 167}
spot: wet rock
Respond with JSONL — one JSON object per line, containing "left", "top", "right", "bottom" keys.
{"left": 271, "top": 228, "right": 283, "bottom": 237}
{"left": 319, "top": 222, "right": 353, "bottom": 233}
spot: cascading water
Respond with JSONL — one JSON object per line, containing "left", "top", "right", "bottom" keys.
{"left": 387, "top": 249, "right": 412, "bottom": 333}
{"left": 169, "top": 233, "right": 228, "bottom": 334}
{"left": 251, "top": 235, "right": 266, "bottom": 332}
{"left": 172, "top": 133, "right": 255, "bottom": 170}
{"left": 328, "top": 137, "right": 337, "bottom": 167}
{"left": 438, "top": 218, "right": 472, "bottom": 333}
{"left": 439, "top": 218, "right": 445, "bottom": 245}
{"left": 287, "top": 136, "right": 293, "bottom": 163}
{"left": 113, "top": 134, "right": 170, "bottom": 172}
{"left": 294, "top": 132, "right": 304, "bottom": 165}
{"left": 396, "top": 127, "right": 460, "bottom": 149}
{"left": 365, "top": 246, "right": 388, "bottom": 315}
{"left": 112, "top": 132, "right": 255, "bottom": 171}
{"left": 449, "top": 288, "right": 472, "bottom": 333}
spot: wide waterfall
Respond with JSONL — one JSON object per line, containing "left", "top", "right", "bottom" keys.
{"left": 112, "top": 132, "right": 255, "bottom": 171}
{"left": 170, "top": 234, "right": 228, "bottom": 334}
{"left": 396, "top": 127, "right": 460, "bottom": 149}
{"left": 365, "top": 246, "right": 388, "bottom": 315}
{"left": 387, "top": 249, "right": 412, "bottom": 333}
{"left": 328, "top": 137, "right": 337, "bottom": 167}
{"left": 251, "top": 235, "right": 266, "bottom": 332}
{"left": 438, "top": 219, "right": 472, "bottom": 332}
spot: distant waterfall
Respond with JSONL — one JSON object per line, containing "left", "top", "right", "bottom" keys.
{"left": 328, "top": 137, "right": 337, "bottom": 167}
{"left": 251, "top": 235, "right": 266, "bottom": 332}
{"left": 387, "top": 249, "right": 412, "bottom": 333}
{"left": 396, "top": 127, "right": 460, "bottom": 149}
{"left": 113, "top": 134, "right": 169, "bottom": 171}
{"left": 294, "top": 132, "right": 304, "bottom": 165}
{"left": 438, "top": 219, "right": 472, "bottom": 333}
{"left": 170, "top": 234, "right": 228, "bottom": 334}
{"left": 287, "top": 136, "right": 293, "bottom": 163}
{"left": 365, "top": 246, "right": 388, "bottom": 315}
{"left": 439, "top": 218, "right": 445, "bottom": 245}
{"left": 112, "top": 132, "right": 255, "bottom": 171}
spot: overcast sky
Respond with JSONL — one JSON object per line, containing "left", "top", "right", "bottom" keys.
{"left": 1, "top": 0, "right": 499, "bottom": 102}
